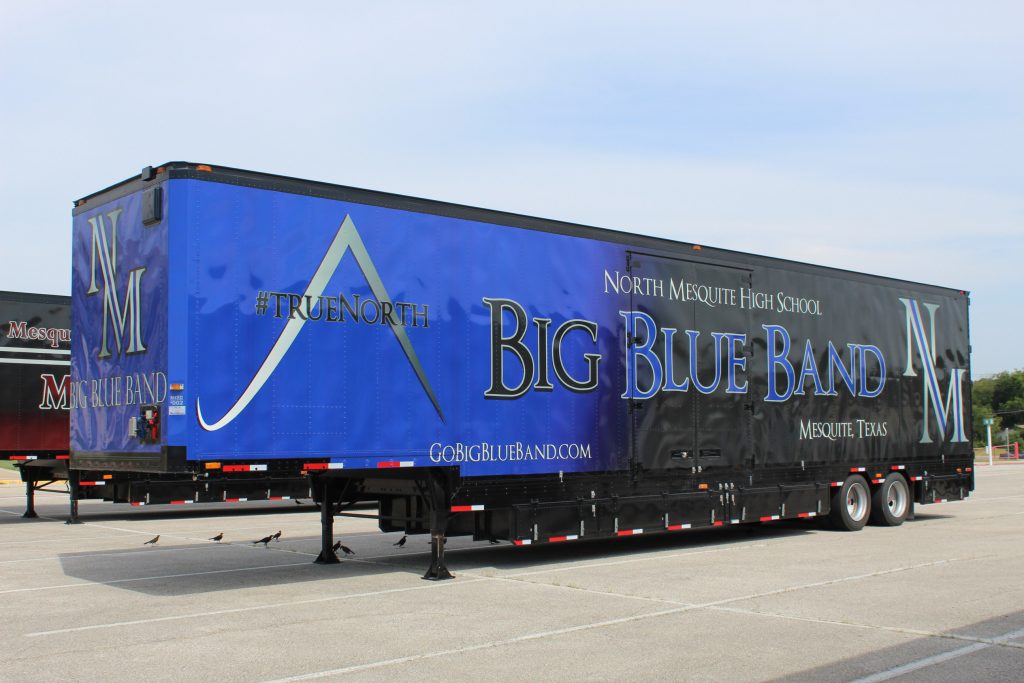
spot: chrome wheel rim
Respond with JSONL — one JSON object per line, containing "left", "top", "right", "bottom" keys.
{"left": 846, "top": 482, "right": 868, "bottom": 521}
{"left": 887, "top": 479, "right": 908, "bottom": 518}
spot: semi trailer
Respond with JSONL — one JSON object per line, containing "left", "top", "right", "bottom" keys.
{"left": 2, "top": 290, "right": 311, "bottom": 519}
{"left": 71, "top": 163, "right": 973, "bottom": 578}
{"left": 1, "top": 291, "right": 71, "bottom": 516}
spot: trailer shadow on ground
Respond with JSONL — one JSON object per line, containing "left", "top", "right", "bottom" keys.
{"left": 0, "top": 500, "right": 332, "bottom": 526}
{"left": 52, "top": 519, "right": 841, "bottom": 597}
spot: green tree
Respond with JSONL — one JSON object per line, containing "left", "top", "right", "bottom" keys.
{"left": 992, "top": 371, "right": 1024, "bottom": 416}
{"left": 971, "top": 369, "right": 1024, "bottom": 446}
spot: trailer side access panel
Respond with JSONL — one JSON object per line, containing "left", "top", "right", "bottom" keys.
{"left": 71, "top": 163, "right": 972, "bottom": 568}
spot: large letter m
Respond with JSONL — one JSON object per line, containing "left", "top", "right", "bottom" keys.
{"left": 899, "top": 298, "right": 967, "bottom": 444}
{"left": 87, "top": 208, "right": 147, "bottom": 359}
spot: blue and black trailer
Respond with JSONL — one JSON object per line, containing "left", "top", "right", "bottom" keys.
{"left": 71, "top": 162, "right": 973, "bottom": 578}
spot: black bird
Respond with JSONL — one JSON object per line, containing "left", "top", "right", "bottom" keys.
{"left": 331, "top": 541, "right": 355, "bottom": 556}
{"left": 209, "top": 532, "right": 223, "bottom": 542}
{"left": 143, "top": 535, "right": 160, "bottom": 546}
{"left": 394, "top": 535, "right": 407, "bottom": 548}
{"left": 295, "top": 499, "right": 303, "bottom": 505}
{"left": 254, "top": 535, "right": 273, "bottom": 547}
{"left": 271, "top": 530, "right": 282, "bottom": 542}
{"left": 489, "top": 538, "right": 500, "bottom": 545}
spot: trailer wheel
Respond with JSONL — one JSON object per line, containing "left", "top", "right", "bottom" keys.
{"left": 870, "top": 473, "right": 910, "bottom": 526}
{"left": 829, "top": 475, "right": 870, "bottom": 531}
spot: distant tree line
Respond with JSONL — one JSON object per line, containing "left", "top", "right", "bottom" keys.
{"left": 972, "top": 369, "right": 1024, "bottom": 447}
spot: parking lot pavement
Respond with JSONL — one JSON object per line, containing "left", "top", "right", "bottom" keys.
{"left": 1, "top": 465, "right": 1023, "bottom": 682}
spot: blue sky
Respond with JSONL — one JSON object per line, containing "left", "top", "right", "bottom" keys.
{"left": 1, "top": 2, "right": 1020, "bottom": 376}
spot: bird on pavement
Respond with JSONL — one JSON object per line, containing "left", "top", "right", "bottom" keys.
{"left": 331, "top": 541, "right": 355, "bottom": 556}
{"left": 294, "top": 499, "right": 303, "bottom": 505}
{"left": 209, "top": 533, "right": 223, "bottom": 542}
{"left": 489, "top": 538, "right": 500, "bottom": 545}
{"left": 394, "top": 535, "right": 407, "bottom": 548}
{"left": 271, "top": 530, "right": 282, "bottom": 542}
{"left": 254, "top": 535, "right": 273, "bottom": 547}
{"left": 143, "top": 535, "right": 159, "bottom": 545}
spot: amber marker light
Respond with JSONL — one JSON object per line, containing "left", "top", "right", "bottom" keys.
{"left": 195, "top": 164, "right": 213, "bottom": 172}
{"left": 205, "top": 462, "right": 222, "bottom": 470}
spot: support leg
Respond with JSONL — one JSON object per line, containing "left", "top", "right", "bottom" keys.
{"left": 423, "top": 470, "right": 453, "bottom": 581}
{"left": 66, "top": 469, "right": 81, "bottom": 525}
{"left": 22, "top": 469, "right": 37, "bottom": 519}
{"left": 314, "top": 477, "right": 340, "bottom": 564}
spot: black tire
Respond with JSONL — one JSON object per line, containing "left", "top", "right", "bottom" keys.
{"left": 829, "top": 474, "right": 870, "bottom": 531}
{"left": 870, "top": 472, "right": 910, "bottom": 526}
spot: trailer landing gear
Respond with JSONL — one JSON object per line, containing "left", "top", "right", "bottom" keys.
{"left": 22, "top": 473, "right": 38, "bottom": 519}
{"left": 423, "top": 470, "right": 453, "bottom": 581}
{"left": 65, "top": 468, "right": 81, "bottom": 525}
{"left": 314, "top": 477, "right": 340, "bottom": 564}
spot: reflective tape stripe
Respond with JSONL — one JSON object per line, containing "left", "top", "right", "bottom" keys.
{"left": 131, "top": 502, "right": 145, "bottom": 506}
{"left": 327, "top": 463, "right": 345, "bottom": 469}
{"left": 797, "top": 512, "right": 817, "bottom": 518}
{"left": 730, "top": 519, "right": 740, "bottom": 524}
{"left": 513, "top": 539, "right": 531, "bottom": 546}
{"left": 225, "top": 498, "right": 248, "bottom": 503}
{"left": 616, "top": 528, "right": 643, "bottom": 536}
{"left": 850, "top": 467, "right": 866, "bottom": 472}
{"left": 268, "top": 496, "right": 291, "bottom": 501}
{"left": 9, "top": 455, "right": 37, "bottom": 461}
{"left": 170, "top": 500, "right": 194, "bottom": 505}
{"left": 223, "top": 464, "right": 268, "bottom": 472}
{"left": 78, "top": 481, "right": 106, "bottom": 486}
{"left": 872, "top": 479, "right": 884, "bottom": 484}
{"left": 549, "top": 535, "right": 578, "bottom": 543}
{"left": 759, "top": 515, "right": 780, "bottom": 522}
{"left": 377, "top": 461, "right": 415, "bottom": 468}
{"left": 830, "top": 481, "right": 843, "bottom": 487}
{"left": 934, "top": 499, "right": 947, "bottom": 503}
{"left": 667, "top": 523, "right": 691, "bottom": 531}
{"left": 911, "top": 476, "right": 923, "bottom": 481}
{"left": 303, "top": 463, "right": 329, "bottom": 470}
{"left": 712, "top": 521, "right": 724, "bottom": 527}
{"left": 57, "top": 455, "right": 70, "bottom": 460}
{"left": 451, "top": 505, "right": 485, "bottom": 512}
{"left": 891, "top": 465, "right": 906, "bottom": 470}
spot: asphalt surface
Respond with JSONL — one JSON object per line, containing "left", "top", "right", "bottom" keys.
{"left": 1, "top": 465, "right": 1022, "bottom": 682}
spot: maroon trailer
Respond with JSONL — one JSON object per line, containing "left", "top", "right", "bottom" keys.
{"left": 0, "top": 290, "right": 71, "bottom": 517}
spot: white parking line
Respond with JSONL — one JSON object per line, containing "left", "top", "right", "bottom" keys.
{"left": 25, "top": 577, "right": 484, "bottom": 637}
{"left": 502, "top": 542, "right": 768, "bottom": 578}
{"left": 2, "top": 560, "right": 312, "bottom": 596}
{"left": 848, "top": 625, "right": 1024, "bottom": 682}
{"left": 255, "top": 557, "right": 978, "bottom": 682}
